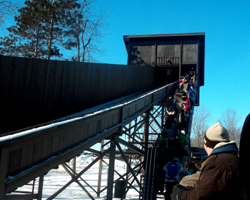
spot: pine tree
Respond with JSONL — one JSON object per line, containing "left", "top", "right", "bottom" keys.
{"left": 0, "top": 0, "right": 108, "bottom": 61}
{"left": 0, "top": 0, "right": 80, "bottom": 59}
{"left": 0, "top": 0, "right": 48, "bottom": 58}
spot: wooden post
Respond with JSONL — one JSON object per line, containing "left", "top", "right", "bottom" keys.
{"left": 37, "top": 175, "right": 44, "bottom": 200}
{"left": 161, "top": 104, "right": 165, "bottom": 128}
{"left": 106, "top": 138, "right": 116, "bottom": 200}
{"left": 0, "top": 148, "right": 9, "bottom": 200}
{"left": 97, "top": 140, "right": 104, "bottom": 197}
{"left": 72, "top": 157, "right": 76, "bottom": 173}
{"left": 143, "top": 111, "right": 149, "bottom": 155}
{"left": 179, "top": 40, "right": 183, "bottom": 79}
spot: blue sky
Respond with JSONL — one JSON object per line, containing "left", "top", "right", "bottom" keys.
{"left": 1, "top": 0, "right": 250, "bottom": 128}
{"left": 94, "top": 0, "right": 250, "bottom": 128}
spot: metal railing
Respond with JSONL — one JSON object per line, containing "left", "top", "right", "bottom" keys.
{"left": 156, "top": 57, "right": 180, "bottom": 67}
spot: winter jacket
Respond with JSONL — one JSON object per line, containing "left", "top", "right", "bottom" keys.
{"left": 158, "top": 136, "right": 168, "bottom": 149}
{"left": 180, "top": 142, "right": 240, "bottom": 200}
{"left": 167, "top": 111, "right": 176, "bottom": 123}
{"left": 175, "top": 88, "right": 186, "bottom": 99}
{"left": 177, "top": 134, "right": 188, "bottom": 149}
{"left": 180, "top": 171, "right": 201, "bottom": 187}
{"left": 182, "top": 104, "right": 190, "bottom": 112}
{"left": 239, "top": 113, "right": 250, "bottom": 199}
{"left": 182, "top": 79, "right": 190, "bottom": 93}
{"left": 166, "top": 96, "right": 174, "bottom": 110}
{"left": 163, "top": 161, "right": 184, "bottom": 182}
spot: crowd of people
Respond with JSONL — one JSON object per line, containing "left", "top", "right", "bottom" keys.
{"left": 152, "top": 71, "right": 196, "bottom": 198}
{"left": 150, "top": 70, "right": 244, "bottom": 200}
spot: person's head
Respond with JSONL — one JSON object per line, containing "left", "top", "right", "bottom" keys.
{"left": 180, "top": 130, "right": 185, "bottom": 136}
{"left": 162, "top": 130, "right": 168, "bottom": 137}
{"left": 173, "top": 157, "right": 179, "bottom": 162}
{"left": 204, "top": 122, "right": 230, "bottom": 156}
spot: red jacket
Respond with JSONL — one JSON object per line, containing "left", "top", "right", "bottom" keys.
{"left": 182, "top": 104, "right": 190, "bottom": 111}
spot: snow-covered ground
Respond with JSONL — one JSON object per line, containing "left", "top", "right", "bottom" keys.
{"left": 15, "top": 154, "right": 140, "bottom": 200}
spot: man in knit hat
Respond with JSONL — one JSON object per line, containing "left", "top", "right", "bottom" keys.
{"left": 171, "top": 122, "right": 240, "bottom": 200}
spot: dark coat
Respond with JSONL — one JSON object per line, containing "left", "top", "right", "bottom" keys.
{"left": 239, "top": 113, "right": 250, "bottom": 199}
{"left": 166, "top": 96, "right": 174, "bottom": 110}
{"left": 181, "top": 142, "right": 240, "bottom": 200}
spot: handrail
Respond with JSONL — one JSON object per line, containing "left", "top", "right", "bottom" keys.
{"left": 0, "top": 81, "right": 179, "bottom": 195}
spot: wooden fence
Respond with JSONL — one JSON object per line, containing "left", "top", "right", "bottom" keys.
{"left": 0, "top": 55, "right": 155, "bottom": 134}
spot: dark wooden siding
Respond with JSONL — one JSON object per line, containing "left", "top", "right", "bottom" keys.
{"left": 157, "top": 40, "right": 181, "bottom": 58}
{"left": 129, "top": 41, "right": 156, "bottom": 66}
{"left": 0, "top": 55, "right": 155, "bottom": 134}
{"left": 182, "top": 40, "right": 198, "bottom": 64}
{"left": 127, "top": 39, "right": 199, "bottom": 66}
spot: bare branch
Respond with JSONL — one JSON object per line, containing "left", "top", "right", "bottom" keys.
{"left": 0, "top": 0, "right": 20, "bottom": 27}
{"left": 218, "top": 108, "right": 241, "bottom": 146}
{"left": 191, "top": 105, "right": 211, "bottom": 147}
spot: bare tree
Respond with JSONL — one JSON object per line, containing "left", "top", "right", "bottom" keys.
{"left": 0, "top": 0, "right": 19, "bottom": 28}
{"left": 191, "top": 105, "right": 211, "bottom": 147}
{"left": 68, "top": 0, "right": 109, "bottom": 62}
{"left": 218, "top": 108, "right": 241, "bottom": 146}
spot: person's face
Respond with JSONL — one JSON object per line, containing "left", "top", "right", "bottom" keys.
{"left": 204, "top": 143, "right": 213, "bottom": 156}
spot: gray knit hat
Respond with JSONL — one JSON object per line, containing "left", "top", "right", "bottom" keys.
{"left": 204, "top": 122, "right": 230, "bottom": 148}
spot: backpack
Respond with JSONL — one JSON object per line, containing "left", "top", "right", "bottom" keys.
{"left": 166, "top": 162, "right": 179, "bottom": 178}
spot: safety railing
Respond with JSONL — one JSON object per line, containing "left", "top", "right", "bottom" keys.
{"left": 156, "top": 57, "right": 180, "bottom": 67}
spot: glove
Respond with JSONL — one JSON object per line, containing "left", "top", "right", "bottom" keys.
{"left": 170, "top": 184, "right": 188, "bottom": 200}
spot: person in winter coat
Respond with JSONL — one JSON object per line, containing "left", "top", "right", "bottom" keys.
{"left": 158, "top": 130, "right": 169, "bottom": 150}
{"left": 163, "top": 157, "right": 184, "bottom": 182}
{"left": 180, "top": 111, "right": 189, "bottom": 132}
{"left": 182, "top": 101, "right": 190, "bottom": 113}
{"left": 175, "top": 87, "right": 186, "bottom": 100}
{"left": 179, "top": 102, "right": 190, "bottom": 129}
{"left": 176, "top": 130, "right": 189, "bottom": 162}
{"left": 171, "top": 122, "right": 240, "bottom": 200}
{"left": 239, "top": 113, "right": 250, "bottom": 200}
{"left": 164, "top": 107, "right": 177, "bottom": 131}
{"left": 166, "top": 95, "right": 174, "bottom": 111}
{"left": 182, "top": 75, "right": 190, "bottom": 93}
{"left": 163, "top": 157, "right": 184, "bottom": 199}
{"left": 177, "top": 130, "right": 189, "bottom": 150}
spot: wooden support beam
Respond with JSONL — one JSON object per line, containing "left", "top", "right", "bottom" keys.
{"left": 37, "top": 175, "right": 44, "bottom": 200}
{"left": 115, "top": 142, "right": 140, "bottom": 188}
{"left": 106, "top": 138, "right": 116, "bottom": 200}
{"left": 0, "top": 148, "right": 8, "bottom": 200}
{"left": 5, "top": 194, "right": 38, "bottom": 200}
{"left": 47, "top": 148, "right": 110, "bottom": 200}
{"left": 97, "top": 140, "right": 104, "bottom": 197}
{"left": 115, "top": 137, "right": 145, "bottom": 156}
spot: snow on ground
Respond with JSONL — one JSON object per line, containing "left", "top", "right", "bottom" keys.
{"left": 16, "top": 154, "right": 140, "bottom": 199}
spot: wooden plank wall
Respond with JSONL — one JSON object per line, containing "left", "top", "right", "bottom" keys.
{"left": 129, "top": 41, "right": 156, "bottom": 66}
{"left": 182, "top": 40, "right": 198, "bottom": 64}
{"left": 0, "top": 55, "right": 155, "bottom": 135}
{"left": 129, "top": 40, "right": 199, "bottom": 67}
{"left": 157, "top": 40, "right": 181, "bottom": 59}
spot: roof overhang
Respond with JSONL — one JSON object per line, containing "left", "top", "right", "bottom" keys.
{"left": 123, "top": 32, "right": 205, "bottom": 52}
